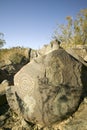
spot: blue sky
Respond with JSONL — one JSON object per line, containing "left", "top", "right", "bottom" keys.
{"left": 0, "top": 0, "right": 87, "bottom": 49}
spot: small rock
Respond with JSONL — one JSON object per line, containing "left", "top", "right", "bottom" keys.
{"left": 84, "top": 97, "right": 87, "bottom": 104}
{"left": 0, "top": 80, "right": 9, "bottom": 106}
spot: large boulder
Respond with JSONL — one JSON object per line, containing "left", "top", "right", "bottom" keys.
{"left": 6, "top": 48, "right": 85, "bottom": 127}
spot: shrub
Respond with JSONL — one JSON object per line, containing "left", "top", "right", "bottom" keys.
{"left": 10, "top": 53, "right": 26, "bottom": 64}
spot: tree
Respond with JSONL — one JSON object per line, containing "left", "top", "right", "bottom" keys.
{"left": 0, "top": 33, "right": 6, "bottom": 48}
{"left": 74, "top": 9, "right": 87, "bottom": 45}
{"left": 53, "top": 9, "right": 87, "bottom": 45}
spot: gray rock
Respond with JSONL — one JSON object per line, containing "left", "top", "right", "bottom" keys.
{"left": 0, "top": 80, "right": 8, "bottom": 106}
{"left": 6, "top": 48, "right": 84, "bottom": 127}
{"left": 66, "top": 48, "right": 87, "bottom": 66}
{"left": 62, "top": 97, "right": 87, "bottom": 130}
{"left": 29, "top": 40, "right": 60, "bottom": 61}
{"left": 0, "top": 80, "right": 8, "bottom": 95}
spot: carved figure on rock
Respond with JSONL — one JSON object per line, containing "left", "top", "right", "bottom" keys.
{"left": 6, "top": 47, "right": 85, "bottom": 127}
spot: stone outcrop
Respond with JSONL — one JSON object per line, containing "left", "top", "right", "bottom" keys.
{"left": 6, "top": 48, "right": 86, "bottom": 127}
{"left": 66, "top": 45, "right": 87, "bottom": 66}
{"left": 29, "top": 40, "right": 60, "bottom": 61}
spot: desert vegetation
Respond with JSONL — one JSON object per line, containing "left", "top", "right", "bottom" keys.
{"left": 0, "top": 33, "right": 6, "bottom": 48}
{"left": 53, "top": 9, "right": 87, "bottom": 46}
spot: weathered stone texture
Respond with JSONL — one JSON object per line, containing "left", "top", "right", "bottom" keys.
{"left": 6, "top": 49, "right": 84, "bottom": 127}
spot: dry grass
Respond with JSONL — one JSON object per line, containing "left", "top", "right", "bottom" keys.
{"left": 0, "top": 47, "right": 29, "bottom": 66}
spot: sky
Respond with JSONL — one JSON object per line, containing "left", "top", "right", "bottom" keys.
{"left": 0, "top": 0, "right": 87, "bottom": 49}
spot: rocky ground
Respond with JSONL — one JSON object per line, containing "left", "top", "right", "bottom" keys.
{"left": 0, "top": 104, "right": 35, "bottom": 130}
{"left": 0, "top": 43, "right": 87, "bottom": 130}
{"left": 0, "top": 97, "right": 87, "bottom": 130}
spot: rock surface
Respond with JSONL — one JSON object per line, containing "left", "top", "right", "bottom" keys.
{"left": 6, "top": 48, "right": 85, "bottom": 127}
{"left": 0, "top": 80, "right": 8, "bottom": 106}
{"left": 61, "top": 97, "right": 87, "bottom": 130}
{"left": 66, "top": 45, "right": 87, "bottom": 67}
